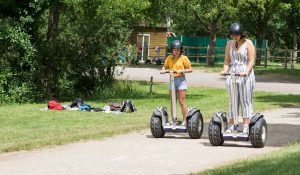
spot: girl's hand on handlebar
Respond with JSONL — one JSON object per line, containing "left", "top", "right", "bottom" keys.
{"left": 160, "top": 70, "right": 169, "bottom": 74}
{"left": 176, "top": 70, "right": 185, "bottom": 74}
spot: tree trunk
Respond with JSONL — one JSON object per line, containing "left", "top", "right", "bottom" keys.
{"left": 256, "top": 32, "right": 264, "bottom": 66}
{"left": 47, "top": 1, "right": 61, "bottom": 43}
{"left": 206, "top": 38, "right": 216, "bottom": 66}
{"left": 45, "top": 1, "right": 62, "bottom": 98}
{"left": 206, "top": 22, "right": 217, "bottom": 66}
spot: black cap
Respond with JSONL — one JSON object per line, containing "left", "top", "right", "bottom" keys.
{"left": 229, "top": 22, "right": 244, "bottom": 35}
{"left": 170, "top": 40, "right": 182, "bottom": 50}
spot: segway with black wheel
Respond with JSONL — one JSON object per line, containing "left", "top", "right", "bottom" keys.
{"left": 208, "top": 73, "right": 267, "bottom": 148}
{"left": 150, "top": 70, "right": 203, "bottom": 139}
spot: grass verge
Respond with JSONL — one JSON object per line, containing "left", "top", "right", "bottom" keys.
{"left": 196, "top": 143, "right": 300, "bottom": 175}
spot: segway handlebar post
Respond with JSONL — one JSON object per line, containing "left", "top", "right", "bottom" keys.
{"left": 160, "top": 69, "right": 188, "bottom": 125}
{"left": 160, "top": 70, "right": 187, "bottom": 74}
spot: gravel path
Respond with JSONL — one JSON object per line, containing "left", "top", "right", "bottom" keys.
{"left": 117, "top": 67, "right": 300, "bottom": 94}
{"left": 0, "top": 67, "right": 299, "bottom": 175}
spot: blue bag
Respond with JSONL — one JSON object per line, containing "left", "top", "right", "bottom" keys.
{"left": 79, "top": 104, "right": 91, "bottom": 111}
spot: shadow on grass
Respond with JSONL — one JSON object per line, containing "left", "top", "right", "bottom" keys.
{"left": 255, "top": 75, "right": 300, "bottom": 84}
{"left": 254, "top": 93, "right": 300, "bottom": 108}
{"left": 254, "top": 64, "right": 300, "bottom": 83}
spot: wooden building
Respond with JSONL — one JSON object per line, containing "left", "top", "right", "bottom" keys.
{"left": 129, "top": 23, "right": 168, "bottom": 62}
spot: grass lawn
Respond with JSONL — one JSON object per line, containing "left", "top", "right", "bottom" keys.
{"left": 0, "top": 81, "right": 299, "bottom": 153}
{"left": 196, "top": 143, "right": 300, "bottom": 175}
{"left": 1, "top": 63, "right": 299, "bottom": 174}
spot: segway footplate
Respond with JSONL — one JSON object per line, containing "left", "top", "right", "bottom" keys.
{"left": 163, "top": 125, "right": 187, "bottom": 132}
{"left": 223, "top": 133, "right": 249, "bottom": 141}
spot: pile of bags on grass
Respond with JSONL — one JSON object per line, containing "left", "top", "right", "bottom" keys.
{"left": 45, "top": 98, "right": 137, "bottom": 113}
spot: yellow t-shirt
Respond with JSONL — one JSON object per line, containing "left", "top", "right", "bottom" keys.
{"left": 164, "top": 55, "right": 191, "bottom": 77}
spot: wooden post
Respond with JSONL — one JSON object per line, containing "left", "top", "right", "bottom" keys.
{"left": 291, "top": 49, "right": 296, "bottom": 70}
{"left": 149, "top": 76, "right": 153, "bottom": 94}
{"left": 264, "top": 47, "right": 268, "bottom": 68}
{"left": 198, "top": 47, "right": 201, "bottom": 63}
{"left": 284, "top": 47, "right": 288, "bottom": 69}
{"left": 196, "top": 47, "right": 199, "bottom": 63}
{"left": 187, "top": 47, "right": 189, "bottom": 57}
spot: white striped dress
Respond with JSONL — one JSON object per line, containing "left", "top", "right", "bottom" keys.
{"left": 226, "top": 39, "right": 256, "bottom": 124}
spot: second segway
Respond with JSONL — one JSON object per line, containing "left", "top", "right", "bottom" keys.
{"left": 208, "top": 73, "right": 267, "bottom": 148}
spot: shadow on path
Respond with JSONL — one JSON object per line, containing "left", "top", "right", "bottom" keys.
{"left": 147, "top": 122, "right": 300, "bottom": 148}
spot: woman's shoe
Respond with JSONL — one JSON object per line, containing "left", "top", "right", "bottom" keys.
{"left": 225, "top": 125, "right": 234, "bottom": 133}
{"left": 243, "top": 125, "right": 249, "bottom": 134}
{"left": 181, "top": 120, "right": 186, "bottom": 126}
{"left": 225, "top": 125, "right": 239, "bottom": 133}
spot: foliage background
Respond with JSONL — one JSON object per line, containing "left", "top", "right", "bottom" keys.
{"left": 0, "top": 0, "right": 299, "bottom": 103}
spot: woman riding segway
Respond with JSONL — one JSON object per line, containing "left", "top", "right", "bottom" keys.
{"left": 220, "top": 22, "right": 256, "bottom": 134}
{"left": 208, "top": 22, "right": 267, "bottom": 148}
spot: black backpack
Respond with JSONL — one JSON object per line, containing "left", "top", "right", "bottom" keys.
{"left": 120, "top": 100, "right": 137, "bottom": 112}
{"left": 70, "top": 98, "right": 83, "bottom": 108}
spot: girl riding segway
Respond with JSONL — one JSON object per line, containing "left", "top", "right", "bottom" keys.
{"left": 150, "top": 40, "right": 203, "bottom": 139}
{"left": 161, "top": 40, "right": 192, "bottom": 126}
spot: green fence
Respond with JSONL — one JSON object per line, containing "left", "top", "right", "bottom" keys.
{"left": 167, "top": 36, "right": 267, "bottom": 63}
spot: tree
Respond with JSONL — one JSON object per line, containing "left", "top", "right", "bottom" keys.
{"left": 163, "top": 0, "right": 235, "bottom": 66}
{"left": 238, "top": 0, "right": 281, "bottom": 65}
{"left": 0, "top": 0, "right": 42, "bottom": 103}
{"left": 283, "top": 1, "right": 300, "bottom": 69}
{"left": 0, "top": 0, "right": 150, "bottom": 102}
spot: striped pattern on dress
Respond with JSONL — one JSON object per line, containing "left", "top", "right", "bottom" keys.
{"left": 225, "top": 39, "right": 256, "bottom": 124}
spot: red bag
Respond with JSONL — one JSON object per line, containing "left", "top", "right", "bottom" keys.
{"left": 48, "top": 100, "right": 63, "bottom": 110}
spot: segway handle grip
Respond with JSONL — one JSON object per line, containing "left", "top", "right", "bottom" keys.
{"left": 224, "top": 73, "right": 240, "bottom": 76}
{"left": 160, "top": 70, "right": 186, "bottom": 74}
{"left": 160, "top": 70, "right": 170, "bottom": 74}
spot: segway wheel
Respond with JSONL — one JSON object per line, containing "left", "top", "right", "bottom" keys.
{"left": 249, "top": 118, "right": 267, "bottom": 148}
{"left": 187, "top": 112, "right": 203, "bottom": 139}
{"left": 150, "top": 115, "right": 165, "bottom": 138}
{"left": 208, "top": 120, "right": 224, "bottom": 146}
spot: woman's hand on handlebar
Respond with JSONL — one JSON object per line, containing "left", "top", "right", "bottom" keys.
{"left": 220, "top": 70, "right": 226, "bottom": 76}
{"left": 239, "top": 72, "right": 248, "bottom": 77}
